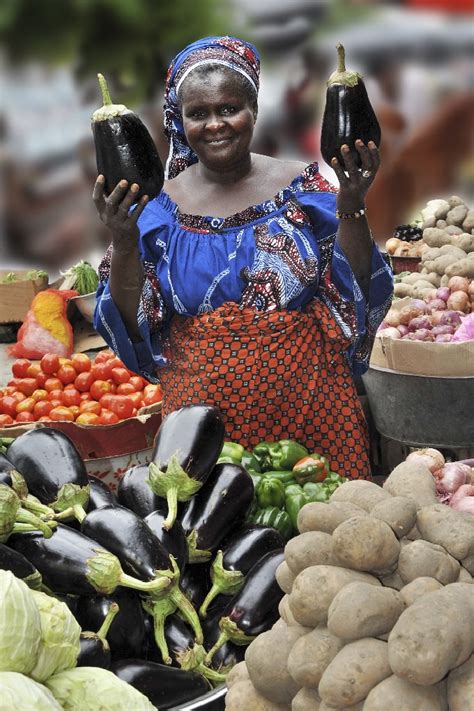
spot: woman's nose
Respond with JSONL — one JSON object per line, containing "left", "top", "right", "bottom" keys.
{"left": 205, "top": 113, "right": 225, "bottom": 130}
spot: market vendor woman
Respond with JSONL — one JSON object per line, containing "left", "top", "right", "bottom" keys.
{"left": 93, "top": 36, "right": 393, "bottom": 479}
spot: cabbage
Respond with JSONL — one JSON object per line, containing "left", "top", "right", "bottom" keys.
{"left": 0, "top": 671, "right": 63, "bottom": 711}
{"left": 45, "top": 666, "right": 157, "bottom": 710}
{"left": 30, "top": 590, "right": 81, "bottom": 682}
{"left": 0, "top": 570, "right": 41, "bottom": 674}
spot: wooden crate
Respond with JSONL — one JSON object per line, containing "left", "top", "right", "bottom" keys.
{"left": 0, "top": 270, "right": 49, "bottom": 323}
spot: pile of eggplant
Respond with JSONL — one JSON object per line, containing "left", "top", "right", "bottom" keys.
{"left": 0, "top": 405, "right": 286, "bottom": 710}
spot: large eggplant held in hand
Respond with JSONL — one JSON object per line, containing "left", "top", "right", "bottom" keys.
{"left": 320, "top": 43, "right": 381, "bottom": 168}
{"left": 148, "top": 405, "right": 225, "bottom": 530}
{"left": 92, "top": 73, "right": 164, "bottom": 201}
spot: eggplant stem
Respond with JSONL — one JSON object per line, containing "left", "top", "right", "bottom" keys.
{"left": 97, "top": 73, "right": 112, "bottom": 106}
{"left": 204, "top": 631, "right": 228, "bottom": 666}
{"left": 199, "top": 583, "right": 221, "bottom": 618}
{"left": 336, "top": 43, "right": 346, "bottom": 73}
{"left": 163, "top": 486, "right": 178, "bottom": 531}
{"left": 21, "top": 496, "right": 56, "bottom": 518}
{"left": 198, "top": 664, "right": 227, "bottom": 686}
{"left": 97, "top": 602, "right": 119, "bottom": 641}
{"left": 170, "top": 587, "right": 204, "bottom": 645}
{"left": 143, "top": 596, "right": 178, "bottom": 665}
{"left": 119, "top": 571, "right": 172, "bottom": 594}
{"left": 15, "top": 508, "right": 55, "bottom": 538}
{"left": 199, "top": 551, "right": 244, "bottom": 618}
{"left": 72, "top": 504, "right": 87, "bottom": 523}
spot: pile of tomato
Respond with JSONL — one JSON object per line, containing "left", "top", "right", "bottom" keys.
{"left": 0, "top": 349, "right": 162, "bottom": 427}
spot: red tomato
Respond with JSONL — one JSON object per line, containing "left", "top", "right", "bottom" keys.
{"left": 26, "top": 364, "right": 42, "bottom": 379}
{"left": 57, "top": 365, "right": 77, "bottom": 385}
{"left": 16, "top": 411, "right": 35, "bottom": 423}
{"left": 98, "top": 409, "right": 120, "bottom": 426}
{"left": 111, "top": 367, "right": 130, "bottom": 385}
{"left": 48, "top": 399, "right": 63, "bottom": 410}
{"left": 3, "top": 386, "right": 17, "bottom": 396}
{"left": 128, "top": 391, "right": 145, "bottom": 409}
{"left": 74, "top": 371, "right": 95, "bottom": 393}
{"left": 62, "top": 388, "right": 81, "bottom": 407}
{"left": 34, "top": 400, "right": 53, "bottom": 418}
{"left": 129, "top": 376, "right": 146, "bottom": 391}
{"left": 35, "top": 372, "right": 48, "bottom": 388}
{"left": 99, "top": 393, "right": 115, "bottom": 410}
{"left": 94, "top": 349, "right": 115, "bottom": 364}
{"left": 107, "top": 357, "right": 125, "bottom": 371}
{"left": 40, "top": 354, "right": 60, "bottom": 375}
{"left": 71, "top": 353, "right": 91, "bottom": 373}
{"left": 79, "top": 400, "right": 101, "bottom": 415}
{"left": 0, "top": 397, "right": 18, "bottom": 418}
{"left": 10, "top": 392, "right": 26, "bottom": 403}
{"left": 48, "top": 389, "right": 64, "bottom": 402}
{"left": 69, "top": 405, "right": 80, "bottom": 419}
{"left": 76, "top": 412, "right": 101, "bottom": 426}
{"left": 106, "top": 395, "right": 134, "bottom": 420}
{"left": 16, "top": 379, "right": 38, "bottom": 397}
{"left": 142, "top": 385, "right": 163, "bottom": 407}
{"left": 58, "top": 358, "right": 73, "bottom": 368}
{"left": 31, "top": 389, "right": 48, "bottom": 402}
{"left": 16, "top": 397, "right": 36, "bottom": 414}
{"left": 116, "top": 382, "right": 135, "bottom": 396}
{"left": 12, "top": 359, "right": 32, "bottom": 378}
{"left": 49, "top": 406, "right": 75, "bottom": 422}
{"left": 79, "top": 392, "right": 92, "bottom": 402}
{"left": 143, "top": 383, "right": 160, "bottom": 395}
{"left": 0, "top": 414, "right": 14, "bottom": 426}
{"left": 90, "top": 380, "right": 114, "bottom": 401}
{"left": 44, "top": 378, "right": 63, "bottom": 392}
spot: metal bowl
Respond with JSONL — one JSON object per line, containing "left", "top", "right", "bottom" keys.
{"left": 70, "top": 292, "right": 96, "bottom": 323}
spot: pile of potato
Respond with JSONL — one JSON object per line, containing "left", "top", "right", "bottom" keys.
{"left": 225, "top": 460, "right": 474, "bottom": 710}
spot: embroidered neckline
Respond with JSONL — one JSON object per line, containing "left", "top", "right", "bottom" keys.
{"left": 155, "top": 161, "right": 335, "bottom": 232}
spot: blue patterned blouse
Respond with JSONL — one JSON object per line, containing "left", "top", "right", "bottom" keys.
{"left": 94, "top": 163, "right": 393, "bottom": 382}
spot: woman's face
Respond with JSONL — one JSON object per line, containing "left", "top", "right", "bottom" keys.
{"left": 179, "top": 70, "right": 257, "bottom": 171}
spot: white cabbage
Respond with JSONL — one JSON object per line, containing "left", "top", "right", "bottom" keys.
{"left": 0, "top": 570, "right": 41, "bottom": 674}
{"left": 0, "top": 671, "right": 63, "bottom": 710}
{"left": 30, "top": 590, "right": 81, "bottom": 683}
{"left": 46, "top": 666, "right": 157, "bottom": 710}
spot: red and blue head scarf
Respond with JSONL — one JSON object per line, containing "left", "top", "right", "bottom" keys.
{"left": 164, "top": 36, "right": 260, "bottom": 179}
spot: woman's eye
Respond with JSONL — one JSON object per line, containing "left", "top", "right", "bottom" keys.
{"left": 221, "top": 106, "right": 236, "bottom": 115}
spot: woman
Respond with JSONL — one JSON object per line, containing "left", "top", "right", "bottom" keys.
{"left": 93, "top": 36, "right": 393, "bottom": 479}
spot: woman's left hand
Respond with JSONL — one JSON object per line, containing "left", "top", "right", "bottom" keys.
{"left": 331, "top": 139, "right": 380, "bottom": 212}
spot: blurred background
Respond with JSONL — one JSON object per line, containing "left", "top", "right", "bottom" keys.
{"left": 1, "top": 0, "right": 473, "bottom": 277}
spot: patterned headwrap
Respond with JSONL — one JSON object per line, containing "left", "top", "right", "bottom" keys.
{"left": 164, "top": 36, "right": 260, "bottom": 179}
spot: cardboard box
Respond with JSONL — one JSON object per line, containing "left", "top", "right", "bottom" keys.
{"left": 0, "top": 271, "right": 49, "bottom": 324}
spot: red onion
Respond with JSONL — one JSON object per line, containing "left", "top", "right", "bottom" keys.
{"left": 451, "top": 497, "right": 474, "bottom": 514}
{"left": 447, "top": 291, "right": 469, "bottom": 313}
{"left": 428, "top": 299, "right": 447, "bottom": 312}
{"left": 449, "top": 483, "right": 474, "bottom": 509}
{"left": 406, "top": 448, "right": 445, "bottom": 473}
{"left": 410, "top": 299, "right": 430, "bottom": 314}
{"left": 397, "top": 324, "right": 409, "bottom": 337}
{"left": 384, "top": 310, "right": 401, "bottom": 328}
{"left": 399, "top": 305, "right": 424, "bottom": 325}
{"left": 440, "top": 310, "right": 463, "bottom": 327}
{"left": 437, "top": 462, "right": 470, "bottom": 493}
{"left": 378, "top": 321, "right": 390, "bottom": 330}
{"left": 435, "top": 334, "right": 453, "bottom": 342}
{"left": 376, "top": 327, "right": 401, "bottom": 339}
{"left": 412, "top": 329, "right": 434, "bottom": 341}
{"left": 436, "top": 287, "right": 451, "bottom": 302}
{"left": 432, "top": 324, "right": 454, "bottom": 336}
{"left": 408, "top": 316, "right": 432, "bottom": 332}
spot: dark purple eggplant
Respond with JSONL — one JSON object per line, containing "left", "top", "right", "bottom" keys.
{"left": 200, "top": 523, "right": 285, "bottom": 616}
{"left": 75, "top": 588, "right": 146, "bottom": 661}
{"left": 204, "top": 548, "right": 284, "bottom": 664}
{"left": 179, "top": 563, "right": 211, "bottom": 610}
{"left": 116, "top": 464, "right": 163, "bottom": 518}
{"left": 92, "top": 73, "right": 164, "bottom": 201}
{"left": 112, "top": 659, "right": 211, "bottom": 710}
{"left": 148, "top": 405, "right": 225, "bottom": 529}
{"left": 81, "top": 505, "right": 202, "bottom": 658}
{"left": 0, "top": 541, "right": 42, "bottom": 589}
{"left": 87, "top": 475, "right": 118, "bottom": 511}
{"left": 8, "top": 523, "right": 170, "bottom": 596}
{"left": 0, "top": 453, "right": 13, "bottom": 473}
{"left": 143, "top": 509, "right": 187, "bottom": 573}
{"left": 320, "top": 43, "right": 381, "bottom": 168}
{"left": 76, "top": 601, "right": 119, "bottom": 669}
{"left": 6, "top": 428, "right": 89, "bottom": 521}
{"left": 180, "top": 463, "right": 254, "bottom": 563}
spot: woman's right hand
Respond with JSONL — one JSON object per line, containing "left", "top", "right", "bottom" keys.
{"left": 92, "top": 176, "right": 149, "bottom": 252}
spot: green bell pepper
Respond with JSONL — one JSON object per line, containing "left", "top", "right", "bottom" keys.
{"left": 250, "top": 473, "right": 262, "bottom": 490}
{"left": 219, "top": 441, "right": 245, "bottom": 463}
{"left": 303, "top": 482, "right": 330, "bottom": 503}
{"left": 292, "top": 453, "right": 330, "bottom": 485}
{"left": 261, "top": 471, "right": 296, "bottom": 486}
{"left": 241, "top": 450, "right": 261, "bottom": 474}
{"left": 253, "top": 506, "right": 293, "bottom": 541}
{"left": 285, "top": 490, "right": 308, "bottom": 530}
{"left": 252, "top": 440, "right": 309, "bottom": 472}
{"left": 323, "top": 472, "right": 347, "bottom": 495}
{"left": 256, "top": 478, "right": 286, "bottom": 509}
{"left": 284, "top": 483, "right": 305, "bottom": 497}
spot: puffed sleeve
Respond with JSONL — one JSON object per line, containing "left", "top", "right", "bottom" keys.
{"left": 297, "top": 182, "right": 393, "bottom": 375}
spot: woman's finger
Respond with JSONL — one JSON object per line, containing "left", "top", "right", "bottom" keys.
{"left": 129, "top": 195, "right": 149, "bottom": 225}
{"left": 106, "top": 180, "right": 130, "bottom": 211}
{"left": 117, "top": 183, "right": 141, "bottom": 216}
{"left": 340, "top": 144, "right": 358, "bottom": 175}
{"left": 331, "top": 156, "right": 348, "bottom": 184}
{"left": 92, "top": 175, "right": 106, "bottom": 205}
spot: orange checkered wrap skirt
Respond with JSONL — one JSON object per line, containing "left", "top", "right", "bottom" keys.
{"left": 159, "top": 299, "right": 370, "bottom": 479}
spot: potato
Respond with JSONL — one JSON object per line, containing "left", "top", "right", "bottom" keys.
{"left": 327, "top": 582, "right": 404, "bottom": 640}
{"left": 447, "top": 654, "right": 474, "bottom": 711}
{"left": 291, "top": 687, "right": 321, "bottom": 711}
{"left": 276, "top": 561, "right": 296, "bottom": 594}
{"left": 462, "top": 209, "right": 474, "bottom": 232}
{"left": 285, "top": 532, "right": 335, "bottom": 576}
{"left": 422, "top": 227, "right": 452, "bottom": 247}
{"left": 363, "top": 675, "right": 448, "bottom": 710}
{"left": 288, "top": 565, "right": 380, "bottom": 628}
{"left": 245, "top": 626, "right": 307, "bottom": 705}
{"left": 447, "top": 205, "right": 468, "bottom": 226}
{"left": 448, "top": 195, "right": 465, "bottom": 209}
{"left": 287, "top": 626, "right": 344, "bottom": 689}
{"left": 296, "top": 501, "right": 367, "bottom": 534}
{"left": 451, "top": 232, "right": 474, "bottom": 253}
{"left": 393, "top": 282, "right": 413, "bottom": 298}
{"left": 445, "top": 225, "right": 463, "bottom": 235}
{"left": 319, "top": 703, "right": 364, "bottom": 711}
{"left": 405, "top": 523, "right": 422, "bottom": 540}
{"left": 382, "top": 461, "right": 438, "bottom": 510}
{"left": 431, "top": 254, "right": 461, "bottom": 275}
{"left": 329, "top": 480, "right": 391, "bottom": 512}
{"left": 225, "top": 680, "right": 290, "bottom": 711}
{"left": 370, "top": 496, "right": 417, "bottom": 538}
{"left": 457, "top": 566, "right": 473, "bottom": 583}
{"left": 416, "top": 504, "right": 474, "bottom": 560}
{"left": 332, "top": 516, "right": 400, "bottom": 574}
{"left": 397, "top": 539, "right": 461, "bottom": 584}
{"left": 318, "top": 638, "right": 391, "bottom": 708}
{"left": 421, "top": 246, "right": 442, "bottom": 262}
{"left": 279, "top": 595, "right": 299, "bottom": 626}
{"left": 226, "top": 661, "right": 250, "bottom": 688}
{"left": 379, "top": 570, "right": 404, "bottom": 591}
{"left": 446, "top": 258, "right": 474, "bottom": 278}
{"left": 388, "top": 583, "right": 474, "bottom": 685}
{"left": 461, "top": 554, "right": 474, "bottom": 576}
{"left": 438, "top": 244, "right": 467, "bottom": 259}
{"left": 399, "top": 576, "right": 443, "bottom": 607}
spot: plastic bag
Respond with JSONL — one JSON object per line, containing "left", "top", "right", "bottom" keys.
{"left": 452, "top": 313, "right": 474, "bottom": 342}
{"left": 7, "top": 289, "right": 78, "bottom": 359}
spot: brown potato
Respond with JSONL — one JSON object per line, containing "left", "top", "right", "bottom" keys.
{"left": 327, "top": 582, "right": 405, "bottom": 640}
{"left": 383, "top": 461, "right": 438, "bottom": 510}
{"left": 296, "top": 501, "right": 368, "bottom": 535}
{"left": 225, "top": 680, "right": 291, "bottom": 711}
{"left": 285, "top": 532, "right": 335, "bottom": 576}
{"left": 416, "top": 504, "right": 474, "bottom": 560}
{"left": 287, "top": 626, "right": 344, "bottom": 688}
{"left": 364, "top": 675, "right": 448, "bottom": 710}
{"left": 447, "top": 655, "right": 474, "bottom": 711}
{"left": 370, "top": 496, "right": 417, "bottom": 539}
{"left": 226, "top": 661, "right": 250, "bottom": 688}
{"left": 291, "top": 688, "right": 321, "bottom": 710}
{"left": 329, "top": 480, "right": 391, "bottom": 512}
{"left": 397, "top": 539, "right": 460, "bottom": 584}
{"left": 332, "top": 516, "right": 400, "bottom": 574}
{"left": 399, "top": 576, "right": 443, "bottom": 607}
{"left": 276, "top": 561, "right": 296, "bottom": 594}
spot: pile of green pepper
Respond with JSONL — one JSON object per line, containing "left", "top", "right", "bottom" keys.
{"left": 218, "top": 440, "right": 347, "bottom": 540}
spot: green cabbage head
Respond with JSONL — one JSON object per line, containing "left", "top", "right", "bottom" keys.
{"left": 45, "top": 666, "right": 157, "bottom": 710}
{"left": 0, "top": 671, "right": 63, "bottom": 710}
{"left": 0, "top": 570, "right": 41, "bottom": 674}
{"left": 30, "top": 590, "right": 81, "bottom": 682}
